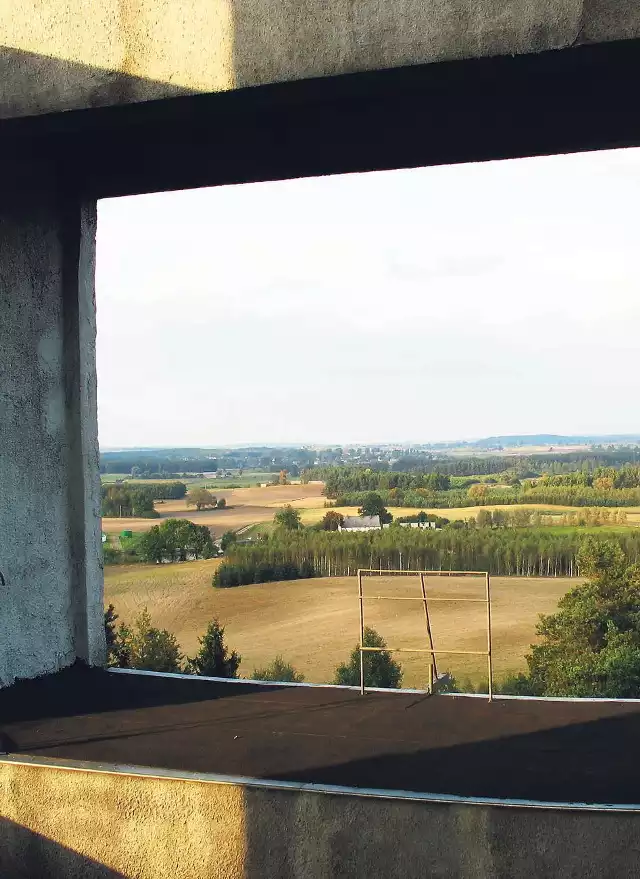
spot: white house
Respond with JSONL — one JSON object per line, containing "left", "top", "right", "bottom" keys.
{"left": 339, "top": 515, "right": 381, "bottom": 532}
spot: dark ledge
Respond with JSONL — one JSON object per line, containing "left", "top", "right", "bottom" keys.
{"left": 1, "top": 665, "right": 640, "bottom": 805}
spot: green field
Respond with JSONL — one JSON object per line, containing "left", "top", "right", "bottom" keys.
{"left": 101, "top": 471, "right": 275, "bottom": 488}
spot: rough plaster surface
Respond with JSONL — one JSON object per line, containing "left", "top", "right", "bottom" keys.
{"left": 2, "top": 762, "right": 640, "bottom": 878}
{"left": 0, "top": 0, "right": 639, "bottom": 119}
{"left": 0, "top": 764, "right": 245, "bottom": 879}
{"left": 0, "top": 170, "right": 103, "bottom": 685}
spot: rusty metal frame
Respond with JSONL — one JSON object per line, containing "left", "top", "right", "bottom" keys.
{"left": 357, "top": 569, "right": 493, "bottom": 701}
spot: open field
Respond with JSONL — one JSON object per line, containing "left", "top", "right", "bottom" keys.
{"left": 102, "top": 480, "right": 640, "bottom": 539}
{"left": 446, "top": 444, "right": 591, "bottom": 457}
{"left": 104, "top": 563, "right": 574, "bottom": 688}
{"left": 101, "top": 472, "right": 275, "bottom": 488}
{"left": 300, "top": 504, "right": 640, "bottom": 527}
{"left": 102, "top": 481, "right": 326, "bottom": 538}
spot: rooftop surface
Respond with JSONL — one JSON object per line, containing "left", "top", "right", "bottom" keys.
{"left": 2, "top": 666, "right": 640, "bottom": 805}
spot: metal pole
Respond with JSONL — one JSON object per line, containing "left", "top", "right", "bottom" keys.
{"left": 358, "top": 570, "right": 365, "bottom": 695}
{"left": 420, "top": 572, "right": 438, "bottom": 684}
{"left": 486, "top": 572, "right": 493, "bottom": 702}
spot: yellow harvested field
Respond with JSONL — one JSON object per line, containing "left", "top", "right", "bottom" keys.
{"left": 300, "top": 504, "right": 640, "bottom": 527}
{"left": 421, "top": 504, "right": 640, "bottom": 523}
{"left": 102, "top": 482, "right": 640, "bottom": 538}
{"left": 419, "top": 504, "right": 640, "bottom": 526}
{"left": 102, "top": 481, "right": 326, "bottom": 538}
{"left": 102, "top": 517, "right": 159, "bottom": 534}
{"left": 225, "top": 482, "right": 325, "bottom": 508}
{"left": 104, "top": 563, "right": 574, "bottom": 688}
{"left": 299, "top": 506, "right": 423, "bottom": 525}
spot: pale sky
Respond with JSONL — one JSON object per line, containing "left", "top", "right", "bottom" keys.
{"left": 96, "top": 147, "right": 640, "bottom": 448}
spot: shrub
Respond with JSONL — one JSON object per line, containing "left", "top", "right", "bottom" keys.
{"left": 213, "top": 560, "right": 315, "bottom": 588}
{"left": 117, "top": 608, "right": 183, "bottom": 673}
{"left": 274, "top": 505, "right": 302, "bottom": 530}
{"left": 252, "top": 656, "right": 305, "bottom": 683}
{"left": 187, "top": 619, "right": 241, "bottom": 678}
{"left": 321, "top": 510, "right": 344, "bottom": 531}
{"left": 334, "top": 628, "right": 402, "bottom": 689}
{"left": 104, "top": 604, "right": 130, "bottom": 667}
{"left": 103, "top": 543, "right": 122, "bottom": 565}
{"left": 220, "top": 530, "right": 238, "bottom": 552}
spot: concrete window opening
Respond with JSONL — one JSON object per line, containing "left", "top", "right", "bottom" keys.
{"left": 95, "top": 146, "right": 640, "bottom": 697}
{"left": 5, "top": 27, "right": 640, "bottom": 876}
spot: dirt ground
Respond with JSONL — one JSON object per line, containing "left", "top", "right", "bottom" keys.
{"left": 102, "top": 481, "right": 326, "bottom": 537}
{"left": 104, "top": 565, "right": 573, "bottom": 688}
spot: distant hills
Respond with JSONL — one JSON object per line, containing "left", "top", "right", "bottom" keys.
{"left": 468, "top": 434, "right": 640, "bottom": 449}
{"left": 101, "top": 435, "right": 640, "bottom": 458}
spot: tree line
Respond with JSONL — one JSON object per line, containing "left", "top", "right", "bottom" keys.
{"left": 313, "top": 461, "right": 640, "bottom": 496}
{"left": 213, "top": 528, "right": 640, "bottom": 585}
{"left": 101, "top": 482, "right": 187, "bottom": 518}
{"left": 305, "top": 450, "right": 640, "bottom": 483}
{"left": 105, "top": 605, "right": 400, "bottom": 688}
{"left": 329, "top": 483, "right": 640, "bottom": 510}
{"left": 101, "top": 485, "right": 159, "bottom": 518}
{"left": 534, "top": 465, "right": 640, "bottom": 488}
{"left": 105, "top": 608, "right": 241, "bottom": 676}
{"left": 474, "top": 508, "right": 629, "bottom": 528}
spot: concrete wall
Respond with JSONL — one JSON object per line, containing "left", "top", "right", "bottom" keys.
{"left": 2, "top": 0, "right": 640, "bottom": 119}
{"left": 2, "top": 760, "right": 640, "bottom": 878}
{"left": 0, "top": 165, "right": 103, "bottom": 686}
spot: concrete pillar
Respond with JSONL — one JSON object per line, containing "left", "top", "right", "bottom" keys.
{"left": 0, "top": 162, "right": 104, "bottom": 685}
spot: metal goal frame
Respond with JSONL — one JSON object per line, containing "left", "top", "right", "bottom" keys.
{"left": 357, "top": 569, "right": 493, "bottom": 700}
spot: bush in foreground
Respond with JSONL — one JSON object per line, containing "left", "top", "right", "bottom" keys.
{"left": 526, "top": 538, "right": 640, "bottom": 698}
{"left": 252, "top": 656, "right": 305, "bottom": 683}
{"left": 115, "top": 607, "right": 183, "bottom": 673}
{"left": 187, "top": 619, "right": 241, "bottom": 678}
{"left": 334, "top": 627, "right": 402, "bottom": 689}
{"left": 104, "top": 604, "right": 131, "bottom": 667}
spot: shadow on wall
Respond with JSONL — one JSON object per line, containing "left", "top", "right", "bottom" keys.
{"left": 0, "top": 46, "right": 197, "bottom": 118}
{"left": 4, "top": 1, "right": 640, "bottom": 120}
{"left": 241, "top": 785, "right": 640, "bottom": 879}
{"left": 0, "top": 817, "right": 126, "bottom": 879}
{"left": 0, "top": 3, "right": 566, "bottom": 119}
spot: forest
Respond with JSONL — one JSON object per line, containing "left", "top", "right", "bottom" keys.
{"left": 313, "top": 464, "right": 640, "bottom": 509}
{"left": 307, "top": 449, "right": 640, "bottom": 480}
{"left": 213, "top": 528, "right": 640, "bottom": 586}
{"left": 100, "top": 446, "right": 315, "bottom": 475}
{"left": 101, "top": 481, "right": 186, "bottom": 518}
